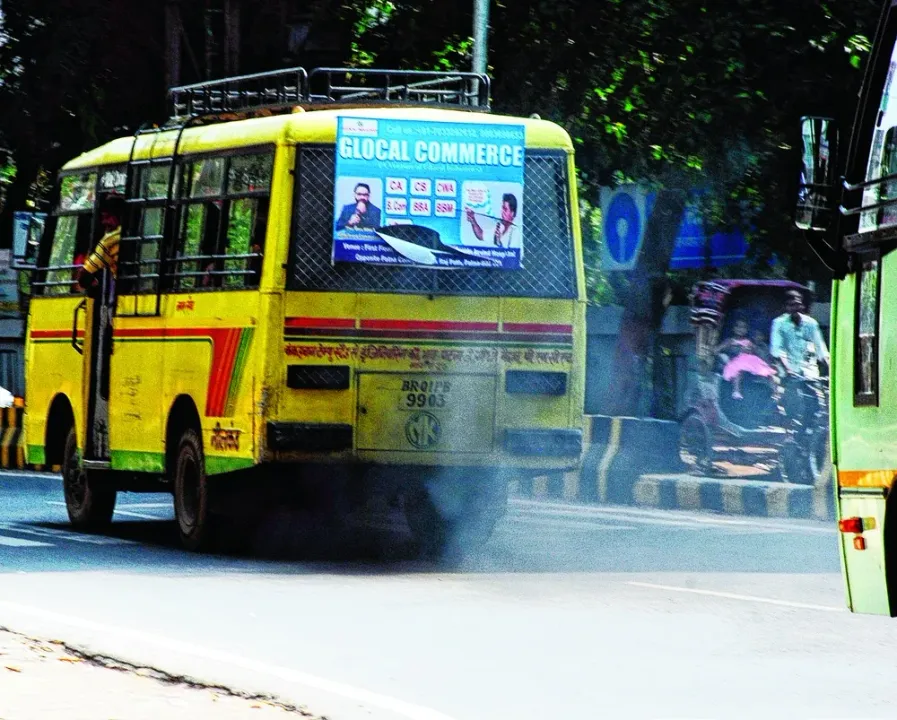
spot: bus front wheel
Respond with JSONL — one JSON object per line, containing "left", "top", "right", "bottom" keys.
{"left": 62, "top": 427, "right": 116, "bottom": 531}
{"left": 173, "top": 428, "right": 216, "bottom": 552}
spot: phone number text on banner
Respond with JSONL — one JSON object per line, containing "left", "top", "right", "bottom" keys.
{"left": 332, "top": 116, "right": 525, "bottom": 270}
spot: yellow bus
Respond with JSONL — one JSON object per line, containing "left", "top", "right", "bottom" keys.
{"left": 23, "top": 68, "right": 586, "bottom": 557}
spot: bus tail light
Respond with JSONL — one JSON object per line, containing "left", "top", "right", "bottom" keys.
{"left": 854, "top": 536, "right": 867, "bottom": 551}
{"left": 839, "top": 517, "right": 865, "bottom": 534}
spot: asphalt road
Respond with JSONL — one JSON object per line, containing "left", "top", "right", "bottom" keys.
{"left": 0, "top": 472, "right": 895, "bottom": 720}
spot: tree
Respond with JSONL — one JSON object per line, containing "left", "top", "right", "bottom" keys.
{"left": 0, "top": 0, "right": 164, "bottom": 246}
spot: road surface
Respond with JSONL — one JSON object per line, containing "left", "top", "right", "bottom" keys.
{"left": 0, "top": 472, "right": 894, "bottom": 720}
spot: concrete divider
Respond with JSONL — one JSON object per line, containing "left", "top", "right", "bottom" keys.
{"left": 0, "top": 403, "right": 26, "bottom": 470}
{"left": 520, "top": 415, "right": 684, "bottom": 503}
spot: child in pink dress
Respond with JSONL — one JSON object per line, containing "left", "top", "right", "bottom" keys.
{"left": 715, "top": 318, "right": 777, "bottom": 399}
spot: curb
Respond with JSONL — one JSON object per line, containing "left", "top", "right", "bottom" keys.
{"left": 631, "top": 473, "right": 829, "bottom": 519}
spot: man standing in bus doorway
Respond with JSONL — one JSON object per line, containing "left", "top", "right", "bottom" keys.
{"left": 78, "top": 192, "right": 123, "bottom": 294}
{"left": 78, "top": 192, "right": 123, "bottom": 408}
{"left": 465, "top": 193, "right": 518, "bottom": 248}
{"left": 335, "top": 182, "right": 382, "bottom": 231}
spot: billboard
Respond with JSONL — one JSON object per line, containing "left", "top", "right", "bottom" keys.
{"left": 333, "top": 116, "right": 525, "bottom": 270}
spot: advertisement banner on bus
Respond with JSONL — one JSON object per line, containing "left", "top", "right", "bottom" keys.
{"left": 333, "top": 116, "right": 525, "bottom": 270}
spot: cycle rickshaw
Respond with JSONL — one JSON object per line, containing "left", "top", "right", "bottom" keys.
{"left": 679, "top": 279, "right": 829, "bottom": 484}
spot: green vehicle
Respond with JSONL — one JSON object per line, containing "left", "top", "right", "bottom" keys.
{"left": 798, "top": 1, "right": 897, "bottom": 615}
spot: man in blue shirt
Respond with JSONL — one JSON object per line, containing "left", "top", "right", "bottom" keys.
{"left": 770, "top": 290, "right": 830, "bottom": 379}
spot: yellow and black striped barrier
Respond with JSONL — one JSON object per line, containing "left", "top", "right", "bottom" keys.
{"left": 0, "top": 399, "right": 26, "bottom": 470}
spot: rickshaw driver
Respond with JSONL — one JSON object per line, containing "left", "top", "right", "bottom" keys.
{"left": 770, "top": 290, "right": 829, "bottom": 379}
{"left": 770, "top": 289, "right": 829, "bottom": 426}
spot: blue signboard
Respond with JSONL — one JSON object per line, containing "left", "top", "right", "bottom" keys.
{"left": 668, "top": 200, "right": 748, "bottom": 270}
{"left": 333, "top": 117, "right": 526, "bottom": 269}
{"left": 604, "top": 191, "right": 643, "bottom": 265}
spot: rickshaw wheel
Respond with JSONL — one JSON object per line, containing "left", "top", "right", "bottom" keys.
{"left": 679, "top": 414, "right": 713, "bottom": 475}
{"left": 778, "top": 439, "right": 814, "bottom": 485}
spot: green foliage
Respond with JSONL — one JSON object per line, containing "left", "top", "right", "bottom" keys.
{"left": 346, "top": 0, "right": 879, "bottom": 291}
{"left": 0, "top": 0, "right": 882, "bottom": 286}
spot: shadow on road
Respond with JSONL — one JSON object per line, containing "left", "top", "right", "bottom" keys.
{"left": 0, "top": 475, "right": 838, "bottom": 576}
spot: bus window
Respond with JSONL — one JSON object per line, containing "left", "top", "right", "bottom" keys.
{"left": 189, "top": 157, "right": 226, "bottom": 198}
{"left": 855, "top": 256, "right": 881, "bottom": 405}
{"left": 860, "top": 42, "right": 897, "bottom": 233}
{"left": 137, "top": 206, "right": 164, "bottom": 292}
{"left": 174, "top": 202, "right": 221, "bottom": 291}
{"left": 224, "top": 198, "right": 268, "bottom": 289}
{"left": 227, "top": 153, "right": 273, "bottom": 194}
{"left": 58, "top": 172, "right": 97, "bottom": 212}
{"left": 43, "top": 214, "right": 93, "bottom": 296}
{"left": 119, "top": 163, "right": 169, "bottom": 294}
{"left": 880, "top": 128, "right": 897, "bottom": 227}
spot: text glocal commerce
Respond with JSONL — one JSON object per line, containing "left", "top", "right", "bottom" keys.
{"left": 338, "top": 137, "right": 525, "bottom": 168}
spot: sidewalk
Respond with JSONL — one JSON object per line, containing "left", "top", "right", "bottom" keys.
{"left": 0, "top": 628, "right": 319, "bottom": 720}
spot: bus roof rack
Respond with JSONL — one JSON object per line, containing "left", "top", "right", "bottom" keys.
{"left": 169, "top": 67, "right": 490, "bottom": 120}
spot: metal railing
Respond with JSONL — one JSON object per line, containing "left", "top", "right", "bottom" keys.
{"left": 169, "top": 66, "right": 490, "bottom": 119}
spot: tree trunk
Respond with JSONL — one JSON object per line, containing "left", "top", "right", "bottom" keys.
{"left": 604, "top": 189, "right": 686, "bottom": 417}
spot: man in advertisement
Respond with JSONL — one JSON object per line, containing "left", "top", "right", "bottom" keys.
{"left": 464, "top": 193, "right": 519, "bottom": 248}
{"left": 335, "top": 182, "right": 382, "bottom": 231}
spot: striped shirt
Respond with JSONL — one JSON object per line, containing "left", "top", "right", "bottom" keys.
{"left": 83, "top": 228, "right": 120, "bottom": 277}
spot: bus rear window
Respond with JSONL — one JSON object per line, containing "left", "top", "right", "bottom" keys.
{"left": 58, "top": 172, "right": 97, "bottom": 212}
{"left": 289, "top": 146, "right": 576, "bottom": 298}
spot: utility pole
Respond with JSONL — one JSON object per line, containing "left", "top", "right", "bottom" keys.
{"left": 205, "top": 0, "right": 223, "bottom": 80}
{"left": 224, "top": 0, "right": 241, "bottom": 76}
{"left": 165, "top": 1, "right": 183, "bottom": 89}
{"left": 472, "top": 0, "right": 489, "bottom": 75}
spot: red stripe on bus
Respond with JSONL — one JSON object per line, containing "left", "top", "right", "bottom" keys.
{"left": 502, "top": 323, "right": 573, "bottom": 334}
{"left": 359, "top": 319, "right": 499, "bottom": 332}
{"left": 31, "top": 330, "right": 82, "bottom": 339}
{"left": 284, "top": 317, "right": 356, "bottom": 329}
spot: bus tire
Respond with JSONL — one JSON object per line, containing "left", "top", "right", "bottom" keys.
{"left": 62, "top": 427, "right": 116, "bottom": 531}
{"left": 173, "top": 428, "right": 216, "bottom": 552}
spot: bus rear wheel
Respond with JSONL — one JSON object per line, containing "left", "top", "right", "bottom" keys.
{"left": 62, "top": 427, "right": 116, "bottom": 531}
{"left": 173, "top": 428, "right": 216, "bottom": 552}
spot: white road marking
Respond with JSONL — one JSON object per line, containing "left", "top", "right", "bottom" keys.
{"left": 47, "top": 500, "right": 166, "bottom": 521}
{"left": 0, "top": 522, "right": 136, "bottom": 546}
{"left": 626, "top": 581, "right": 843, "bottom": 613}
{"left": 0, "top": 600, "right": 460, "bottom": 720}
{"left": 501, "top": 516, "right": 637, "bottom": 532}
{"left": 0, "top": 534, "right": 53, "bottom": 548}
{"left": 116, "top": 502, "right": 171, "bottom": 509}
{"left": 0, "top": 470, "right": 60, "bottom": 480}
{"left": 113, "top": 509, "right": 167, "bottom": 520}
